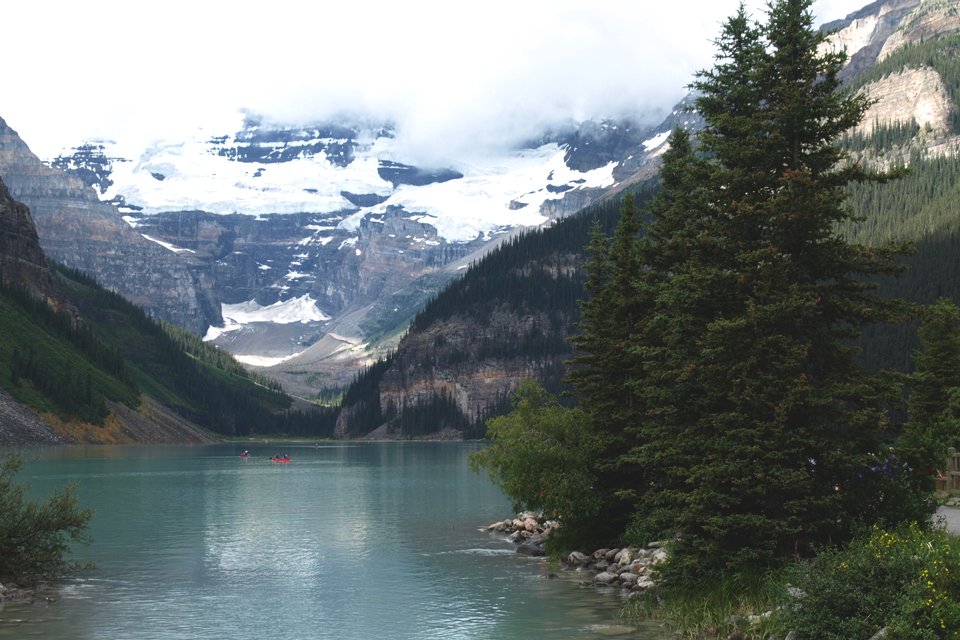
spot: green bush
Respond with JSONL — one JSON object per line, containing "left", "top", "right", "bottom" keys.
{"left": 776, "top": 523, "right": 960, "bottom": 639}
{"left": 0, "top": 454, "right": 93, "bottom": 587}
{"left": 469, "top": 380, "right": 606, "bottom": 550}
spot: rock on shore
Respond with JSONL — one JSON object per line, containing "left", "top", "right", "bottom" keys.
{"left": 485, "top": 512, "right": 667, "bottom": 594}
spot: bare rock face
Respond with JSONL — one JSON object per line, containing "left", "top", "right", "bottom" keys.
{"left": 0, "top": 117, "right": 217, "bottom": 332}
{"left": 855, "top": 67, "right": 954, "bottom": 137}
{"left": 0, "top": 175, "right": 58, "bottom": 304}
{"left": 879, "top": 0, "right": 960, "bottom": 61}
{"left": 820, "top": 0, "right": 922, "bottom": 79}
{"left": 376, "top": 312, "right": 563, "bottom": 426}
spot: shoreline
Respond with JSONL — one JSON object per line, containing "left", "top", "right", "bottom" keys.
{"left": 485, "top": 512, "right": 665, "bottom": 594}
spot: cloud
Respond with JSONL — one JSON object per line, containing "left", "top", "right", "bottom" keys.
{"left": 2, "top": 0, "right": 870, "bottom": 161}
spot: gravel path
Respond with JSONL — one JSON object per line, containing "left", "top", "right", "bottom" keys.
{"left": 936, "top": 505, "right": 960, "bottom": 535}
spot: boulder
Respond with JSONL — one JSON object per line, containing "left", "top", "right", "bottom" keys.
{"left": 635, "top": 577, "right": 656, "bottom": 591}
{"left": 593, "top": 571, "right": 618, "bottom": 585}
{"left": 619, "top": 572, "right": 639, "bottom": 585}
{"left": 516, "top": 540, "right": 546, "bottom": 557}
{"left": 614, "top": 547, "right": 636, "bottom": 565}
{"left": 568, "top": 551, "right": 590, "bottom": 565}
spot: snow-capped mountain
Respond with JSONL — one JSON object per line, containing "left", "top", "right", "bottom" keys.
{"left": 48, "top": 113, "right": 669, "bottom": 392}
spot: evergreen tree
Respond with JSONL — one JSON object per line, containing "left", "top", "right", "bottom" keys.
{"left": 567, "top": 195, "right": 648, "bottom": 543}
{"left": 895, "top": 299, "right": 960, "bottom": 515}
{"left": 908, "top": 299, "right": 960, "bottom": 434}
{"left": 625, "top": 0, "right": 911, "bottom": 577}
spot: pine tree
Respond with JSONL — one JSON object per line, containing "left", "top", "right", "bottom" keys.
{"left": 908, "top": 299, "right": 960, "bottom": 433}
{"left": 626, "top": 0, "right": 912, "bottom": 577}
{"left": 567, "top": 195, "right": 648, "bottom": 543}
{"left": 897, "top": 298, "right": 960, "bottom": 519}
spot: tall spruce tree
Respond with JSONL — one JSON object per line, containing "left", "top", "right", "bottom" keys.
{"left": 622, "top": 0, "right": 912, "bottom": 577}
{"left": 908, "top": 299, "right": 960, "bottom": 433}
{"left": 891, "top": 299, "right": 960, "bottom": 523}
{"left": 567, "top": 195, "right": 649, "bottom": 543}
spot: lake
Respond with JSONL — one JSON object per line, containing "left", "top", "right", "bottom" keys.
{"left": 0, "top": 442, "right": 665, "bottom": 639}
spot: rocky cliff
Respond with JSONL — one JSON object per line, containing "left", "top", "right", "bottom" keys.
{"left": 333, "top": 194, "right": 627, "bottom": 439}
{"left": 0, "top": 171, "right": 221, "bottom": 445}
{"left": 37, "top": 113, "right": 669, "bottom": 395}
{"left": 878, "top": 0, "right": 960, "bottom": 61}
{"left": 0, "top": 174, "right": 60, "bottom": 307}
{"left": 0, "top": 117, "right": 218, "bottom": 332}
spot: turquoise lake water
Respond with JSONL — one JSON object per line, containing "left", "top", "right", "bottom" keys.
{"left": 0, "top": 442, "right": 665, "bottom": 639}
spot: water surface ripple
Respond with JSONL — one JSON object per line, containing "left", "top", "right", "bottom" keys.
{"left": 0, "top": 443, "right": 664, "bottom": 639}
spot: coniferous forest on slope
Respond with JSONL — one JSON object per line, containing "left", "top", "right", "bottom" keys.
{"left": 472, "top": 2, "right": 960, "bottom": 636}
{"left": 0, "top": 263, "right": 337, "bottom": 437}
{"left": 339, "top": 25, "right": 960, "bottom": 438}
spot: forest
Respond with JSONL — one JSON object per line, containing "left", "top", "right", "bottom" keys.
{"left": 471, "top": 1, "right": 960, "bottom": 637}
{"left": 0, "top": 263, "right": 337, "bottom": 437}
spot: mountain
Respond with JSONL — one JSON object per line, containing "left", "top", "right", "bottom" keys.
{"left": 0, "top": 172, "right": 61, "bottom": 310}
{"left": 0, "top": 175, "right": 331, "bottom": 445}
{"left": 20, "top": 112, "right": 674, "bottom": 397}
{"left": 0, "top": 118, "right": 219, "bottom": 332}
{"left": 5, "top": 0, "right": 955, "bottom": 438}
{"left": 334, "top": 187, "right": 652, "bottom": 439}
{"left": 334, "top": 0, "right": 960, "bottom": 438}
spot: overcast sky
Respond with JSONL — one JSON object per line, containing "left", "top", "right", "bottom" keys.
{"left": 3, "top": 0, "right": 869, "bottom": 163}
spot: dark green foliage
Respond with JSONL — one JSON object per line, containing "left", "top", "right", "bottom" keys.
{"left": 51, "top": 264, "right": 298, "bottom": 436}
{"left": 0, "top": 277, "right": 137, "bottom": 424}
{"left": 566, "top": 191, "right": 664, "bottom": 545}
{"left": 0, "top": 454, "right": 93, "bottom": 587}
{"left": 557, "top": 0, "right": 914, "bottom": 580}
{"left": 409, "top": 193, "right": 639, "bottom": 334}
{"left": 908, "top": 299, "right": 960, "bottom": 435}
{"left": 337, "top": 355, "right": 395, "bottom": 438}
{"left": 844, "top": 153, "right": 960, "bottom": 372}
{"left": 651, "top": 0, "right": 911, "bottom": 576}
{"left": 894, "top": 299, "right": 960, "bottom": 523}
{"left": 774, "top": 524, "right": 960, "bottom": 640}
{"left": 842, "top": 118, "right": 921, "bottom": 154}
{"left": 383, "top": 387, "right": 471, "bottom": 438}
{"left": 844, "top": 153, "right": 960, "bottom": 247}
{"left": 0, "top": 264, "right": 334, "bottom": 437}
{"left": 469, "top": 380, "right": 605, "bottom": 550}
{"left": 338, "top": 183, "right": 657, "bottom": 437}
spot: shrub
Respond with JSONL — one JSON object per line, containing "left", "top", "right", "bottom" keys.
{"left": 0, "top": 454, "right": 93, "bottom": 587}
{"left": 469, "top": 380, "right": 606, "bottom": 550}
{"left": 776, "top": 522, "right": 960, "bottom": 639}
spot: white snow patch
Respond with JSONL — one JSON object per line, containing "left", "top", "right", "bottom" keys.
{"left": 90, "top": 121, "right": 619, "bottom": 245}
{"left": 141, "top": 234, "right": 195, "bottom": 253}
{"left": 203, "top": 294, "right": 331, "bottom": 342}
{"left": 233, "top": 352, "right": 304, "bottom": 367}
{"left": 98, "top": 118, "right": 393, "bottom": 216}
{"left": 338, "top": 143, "right": 616, "bottom": 243}
{"left": 642, "top": 130, "right": 671, "bottom": 151}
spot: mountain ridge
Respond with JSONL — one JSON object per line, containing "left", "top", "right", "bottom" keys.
{"left": 332, "top": 0, "right": 960, "bottom": 438}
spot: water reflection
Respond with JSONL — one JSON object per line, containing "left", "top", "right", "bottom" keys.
{"left": 0, "top": 443, "right": 665, "bottom": 639}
